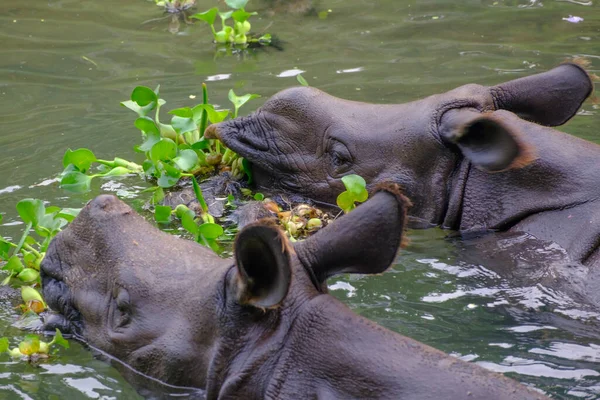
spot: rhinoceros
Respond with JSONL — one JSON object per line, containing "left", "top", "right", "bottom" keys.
{"left": 205, "top": 63, "right": 600, "bottom": 267}
{"left": 41, "top": 187, "right": 547, "bottom": 399}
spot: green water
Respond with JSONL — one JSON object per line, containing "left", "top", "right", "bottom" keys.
{"left": 1, "top": 0, "right": 600, "bottom": 398}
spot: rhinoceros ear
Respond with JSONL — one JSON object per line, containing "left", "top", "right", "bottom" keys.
{"left": 490, "top": 62, "right": 593, "bottom": 126}
{"left": 234, "top": 222, "right": 292, "bottom": 308}
{"left": 294, "top": 184, "right": 410, "bottom": 284}
{"left": 440, "top": 108, "right": 535, "bottom": 172}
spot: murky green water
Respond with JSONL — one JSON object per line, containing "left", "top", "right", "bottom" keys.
{"left": 1, "top": 0, "right": 600, "bottom": 398}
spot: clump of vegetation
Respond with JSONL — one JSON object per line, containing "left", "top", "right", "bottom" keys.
{"left": 273, "top": 202, "right": 327, "bottom": 240}
{"left": 155, "top": 176, "right": 227, "bottom": 252}
{"left": 1, "top": 199, "right": 79, "bottom": 313}
{"left": 0, "top": 329, "right": 69, "bottom": 362}
{"left": 153, "top": 0, "right": 196, "bottom": 13}
{"left": 192, "top": 0, "right": 272, "bottom": 47}
{"left": 59, "top": 84, "right": 259, "bottom": 205}
{"left": 336, "top": 174, "right": 369, "bottom": 213}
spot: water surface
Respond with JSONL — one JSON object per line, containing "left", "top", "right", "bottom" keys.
{"left": 1, "top": 0, "right": 600, "bottom": 398}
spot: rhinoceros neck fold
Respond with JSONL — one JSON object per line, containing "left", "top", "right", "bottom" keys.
{"left": 265, "top": 295, "right": 548, "bottom": 400}
{"left": 442, "top": 159, "right": 471, "bottom": 230}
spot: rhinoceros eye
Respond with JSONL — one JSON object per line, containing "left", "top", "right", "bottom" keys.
{"left": 112, "top": 287, "right": 131, "bottom": 329}
{"left": 329, "top": 140, "right": 352, "bottom": 174}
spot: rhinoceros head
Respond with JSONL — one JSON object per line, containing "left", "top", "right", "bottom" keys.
{"left": 41, "top": 184, "right": 408, "bottom": 389}
{"left": 205, "top": 63, "right": 592, "bottom": 214}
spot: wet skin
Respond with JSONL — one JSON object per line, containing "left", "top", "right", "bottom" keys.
{"left": 205, "top": 63, "right": 600, "bottom": 268}
{"left": 41, "top": 186, "right": 548, "bottom": 399}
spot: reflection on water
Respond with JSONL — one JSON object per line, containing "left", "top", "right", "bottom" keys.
{"left": 331, "top": 228, "right": 600, "bottom": 399}
{"left": 1, "top": 0, "right": 600, "bottom": 398}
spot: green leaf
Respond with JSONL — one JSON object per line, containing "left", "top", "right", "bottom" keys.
{"left": 208, "top": 109, "right": 230, "bottom": 124}
{"left": 219, "top": 11, "right": 234, "bottom": 20}
{"left": 155, "top": 205, "right": 172, "bottom": 224}
{"left": 135, "top": 116, "right": 160, "bottom": 135}
{"left": 169, "top": 107, "right": 193, "bottom": 118}
{"left": 156, "top": 162, "right": 181, "bottom": 188}
{"left": 0, "top": 239, "right": 11, "bottom": 260}
{"left": 228, "top": 90, "right": 261, "bottom": 116}
{"left": 23, "top": 251, "right": 38, "bottom": 268}
{"left": 21, "top": 286, "right": 45, "bottom": 304}
{"left": 121, "top": 100, "right": 155, "bottom": 117}
{"left": 63, "top": 148, "right": 97, "bottom": 172}
{"left": 171, "top": 116, "right": 197, "bottom": 135}
{"left": 173, "top": 149, "right": 199, "bottom": 172}
{"left": 198, "top": 223, "right": 223, "bottom": 240}
{"left": 151, "top": 186, "right": 165, "bottom": 205}
{"left": 19, "top": 334, "right": 40, "bottom": 356}
{"left": 0, "top": 337, "right": 8, "bottom": 353}
{"left": 60, "top": 171, "right": 93, "bottom": 193}
{"left": 258, "top": 33, "right": 272, "bottom": 44}
{"left": 191, "top": 176, "right": 208, "bottom": 213}
{"left": 159, "top": 122, "right": 178, "bottom": 138}
{"left": 180, "top": 212, "right": 198, "bottom": 235}
{"left": 232, "top": 9, "right": 256, "bottom": 23}
{"left": 3, "top": 256, "right": 24, "bottom": 274}
{"left": 242, "top": 158, "right": 253, "bottom": 185}
{"left": 192, "top": 104, "right": 230, "bottom": 125}
{"left": 191, "top": 138, "right": 211, "bottom": 150}
{"left": 17, "top": 268, "right": 39, "bottom": 283}
{"left": 225, "top": 0, "right": 249, "bottom": 9}
{"left": 138, "top": 132, "right": 162, "bottom": 152}
{"left": 296, "top": 74, "right": 309, "bottom": 87}
{"left": 336, "top": 191, "right": 356, "bottom": 213}
{"left": 35, "top": 213, "right": 67, "bottom": 237}
{"left": 253, "top": 193, "right": 264, "bottom": 201}
{"left": 57, "top": 208, "right": 81, "bottom": 222}
{"left": 0, "top": 214, "right": 2, "bottom": 224}
{"left": 131, "top": 86, "right": 158, "bottom": 107}
{"left": 16, "top": 199, "right": 45, "bottom": 226}
{"left": 150, "top": 139, "right": 177, "bottom": 163}
{"left": 191, "top": 7, "right": 218, "bottom": 25}
{"left": 50, "top": 329, "right": 69, "bottom": 349}
{"left": 341, "top": 174, "right": 368, "bottom": 202}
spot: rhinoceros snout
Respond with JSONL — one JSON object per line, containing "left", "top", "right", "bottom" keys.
{"left": 41, "top": 239, "right": 83, "bottom": 335}
{"left": 89, "top": 194, "right": 131, "bottom": 214}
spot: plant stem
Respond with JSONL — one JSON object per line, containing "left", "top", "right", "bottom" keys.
{"left": 96, "top": 159, "right": 115, "bottom": 168}
{"left": 199, "top": 83, "right": 209, "bottom": 136}
{"left": 22, "top": 243, "right": 41, "bottom": 259}
{"left": 114, "top": 158, "right": 143, "bottom": 172}
{"left": 12, "top": 222, "right": 32, "bottom": 256}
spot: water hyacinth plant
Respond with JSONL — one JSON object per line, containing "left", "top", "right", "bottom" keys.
{"left": 155, "top": 176, "right": 225, "bottom": 252}
{"left": 0, "top": 329, "right": 69, "bottom": 361}
{"left": 192, "top": 0, "right": 272, "bottom": 47}
{"left": 336, "top": 174, "right": 369, "bottom": 213}
{"left": 1, "top": 199, "right": 79, "bottom": 313}
{"left": 153, "top": 0, "right": 196, "bottom": 13}
{"left": 59, "top": 84, "right": 260, "bottom": 205}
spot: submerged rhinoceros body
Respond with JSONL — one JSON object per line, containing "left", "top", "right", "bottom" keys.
{"left": 41, "top": 190, "right": 546, "bottom": 399}
{"left": 205, "top": 63, "right": 600, "bottom": 266}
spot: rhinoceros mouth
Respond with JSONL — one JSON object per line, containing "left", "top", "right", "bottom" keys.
{"left": 40, "top": 243, "right": 84, "bottom": 336}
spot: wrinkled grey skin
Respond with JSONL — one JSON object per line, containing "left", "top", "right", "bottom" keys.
{"left": 206, "top": 63, "right": 600, "bottom": 266}
{"left": 41, "top": 189, "right": 546, "bottom": 399}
